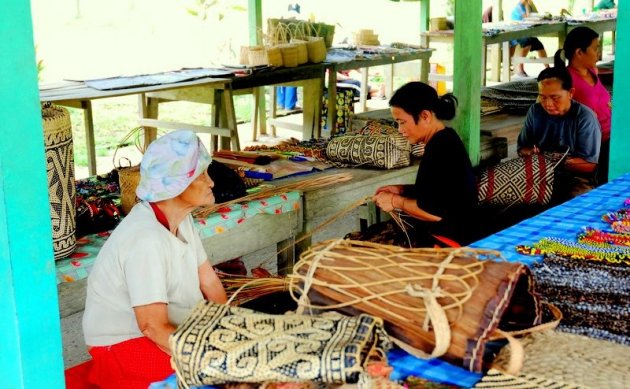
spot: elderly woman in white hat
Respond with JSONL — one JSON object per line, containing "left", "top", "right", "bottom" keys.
{"left": 83, "top": 130, "right": 227, "bottom": 389}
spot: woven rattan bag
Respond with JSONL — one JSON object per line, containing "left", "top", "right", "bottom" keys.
{"left": 289, "top": 240, "right": 561, "bottom": 373}
{"left": 42, "top": 102, "right": 76, "bottom": 259}
{"left": 326, "top": 133, "right": 411, "bottom": 169}
{"left": 170, "top": 300, "right": 391, "bottom": 387}
{"left": 114, "top": 127, "right": 144, "bottom": 215}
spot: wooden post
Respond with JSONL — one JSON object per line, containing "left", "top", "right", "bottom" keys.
{"left": 0, "top": 0, "right": 64, "bottom": 387}
{"left": 419, "top": 0, "right": 431, "bottom": 79}
{"left": 248, "top": 0, "right": 267, "bottom": 140}
{"left": 609, "top": 3, "right": 630, "bottom": 179}
{"left": 452, "top": 0, "right": 482, "bottom": 166}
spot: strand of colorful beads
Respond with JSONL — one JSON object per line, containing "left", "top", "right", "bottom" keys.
{"left": 516, "top": 237, "right": 630, "bottom": 266}
{"left": 578, "top": 227, "right": 630, "bottom": 247}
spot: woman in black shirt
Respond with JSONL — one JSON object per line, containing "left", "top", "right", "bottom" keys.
{"left": 372, "top": 82, "right": 478, "bottom": 246}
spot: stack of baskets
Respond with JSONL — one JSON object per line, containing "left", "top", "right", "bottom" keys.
{"left": 353, "top": 29, "right": 380, "bottom": 46}
{"left": 238, "top": 18, "right": 330, "bottom": 67}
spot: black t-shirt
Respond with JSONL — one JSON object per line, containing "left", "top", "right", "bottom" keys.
{"left": 405, "top": 127, "right": 478, "bottom": 244}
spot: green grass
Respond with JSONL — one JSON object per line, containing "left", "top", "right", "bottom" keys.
{"left": 68, "top": 94, "right": 255, "bottom": 174}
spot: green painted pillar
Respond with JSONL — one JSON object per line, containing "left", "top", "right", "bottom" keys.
{"left": 420, "top": 0, "right": 430, "bottom": 34}
{"left": 609, "top": 3, "right": 630, "bottom": 179}
{"left": 248, "top": 0, "right": 263, "bottom": 45}
{"left": 0, "top": 0, "right": 64, "bottom": 387}
{"left": 453, "top": 0, "right": 482, "bottom": 166}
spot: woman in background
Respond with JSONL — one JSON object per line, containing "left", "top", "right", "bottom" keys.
{"left": 510, "top": 0, "right": 549, "bottom": 77}
{"left": 555, "top": 26, "right": 611, "bottom": 184}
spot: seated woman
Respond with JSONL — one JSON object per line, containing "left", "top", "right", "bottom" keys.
{"left": 510, "top": 0, "right": 549, "bottom": 77}
{"left": 555, "top": 26, "right": 611, "bottom": 185}
{"left": 517, "top": 66, "right": 601, "bottom": 202}
{"left": 83, "top": 130, "right": 227, "bottom": 389}
{"left": 350, "top": 82, "right": 478, "bottom": 247}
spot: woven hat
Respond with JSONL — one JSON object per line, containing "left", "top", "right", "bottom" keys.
{"left": 136, "top": 130, "right": 211, "bottom": 202}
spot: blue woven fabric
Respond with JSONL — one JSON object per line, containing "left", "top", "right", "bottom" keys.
{"left": 388, "top": 348, "right": 482, "bottom": 388}
{"left": 471, "top": 172, "right": 630, "bottom": 264}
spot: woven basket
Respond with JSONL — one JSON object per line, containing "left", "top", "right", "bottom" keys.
{"left": 290, "top": 39, "right": 308, "bottom": 64}
{"left": 42, "top": 102, "right": 76, "bottom": 260}
{"left": 306, "top": 37, "right": 327, "bottom": 63}
{"left": 239, "top": 46, "right": 250, "bottom": 65}
{"left": 353, "top": 29, "right": 380, "bottom": 46}
{"left": 430, "top": 17, "right": 448, "bottom": 31}
{"left": 312, "top": 22, "right": 335, "bottom": 48}
{"left": 266, "top": 46, "right": 283, "bottom": 67}
{"left": 113, "top": 127, "right": 144, "bottom": 215}
{"left": 279, "top": 43, "right": 298, "bottom": 68}
{"left": 247, "top": 46, "right": 268, "bottom": 66}
{"left": 118, "top": 163, "right": 141, "bottom": 215}
{"left": 490, "top": 330, "right": 630, "bottom": 388}
{"left": 290, "top": 241, "right": 560, "bottom": 372}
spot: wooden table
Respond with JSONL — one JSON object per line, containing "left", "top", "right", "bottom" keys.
{"left": 421, "top": 21, "right": 567, "bottom": 84}
{"left": 39, "top": 76, "right": 237, "bottom": 175}
{"left": 145, "top": 63, "right": 326, "bottom": 145}
{"left": 324, "top": 49, "right": 433, "bottom": 135}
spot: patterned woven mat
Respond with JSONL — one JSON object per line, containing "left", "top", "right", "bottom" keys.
{"left": 532, "top": 254, "right": 630, "bottom": 344}
{"left": 486, "top": 330, "right": 630, "bottom": 389}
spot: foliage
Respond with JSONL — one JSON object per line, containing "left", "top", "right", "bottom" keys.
{"left": 187, "top": 0, "right": 246, "bottom": 21}
{"left": 445, "top": 0, "right": 454, "bottom": 17}
{"left": 35, "top": 45, "right": 44, "bottom": 81}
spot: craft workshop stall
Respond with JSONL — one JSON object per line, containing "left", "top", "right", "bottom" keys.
{"left": 4, "top": 0, "right": 630, "bottom": 388}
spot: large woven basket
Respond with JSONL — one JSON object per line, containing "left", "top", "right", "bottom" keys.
{"left": 289, "top": 240, "right": 559, "bottom": 372}
{"left": 42, "top": 102, "right": 76, "bottom": 260}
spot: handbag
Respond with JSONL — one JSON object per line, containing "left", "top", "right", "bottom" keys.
{"left": 207, "top": 160, "right": 247, "bottom": 203}
{"left": 325, "top": 133, "right": 411, "bottom": 169}
{"left": 477, "top": 152, "right": 565, "bottom": 207}
{"left": 169, "top": 301, "right": 391, "bottom": 387}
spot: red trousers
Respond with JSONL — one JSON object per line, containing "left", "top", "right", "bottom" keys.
{"left": 88, "top": 337, "right": 174, "bottom": 389}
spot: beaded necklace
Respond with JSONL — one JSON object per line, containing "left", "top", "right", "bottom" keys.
{"left": 516, "top": 237, "right": 630, "bottom": 267}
